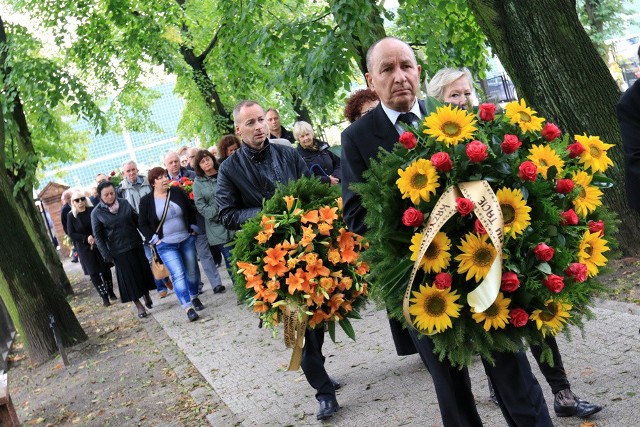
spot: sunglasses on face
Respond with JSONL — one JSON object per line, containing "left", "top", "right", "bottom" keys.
{"left": 73, "top": 197, "right": 86, "bottom": 203}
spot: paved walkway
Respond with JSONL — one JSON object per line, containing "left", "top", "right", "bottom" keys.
{"left": 138, "top": 264, "right": 640, "bottom": 427}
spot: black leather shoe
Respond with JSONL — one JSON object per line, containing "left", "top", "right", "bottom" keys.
{"left": 554, "top": 389, "right": 602, "bottom": 418}
{"left": 192, "top": 297, "right": 204, "bottom": 311}
{"left": 316, "top": 398, "right": 339, "bottom": 420}
{"left": 213, "top": 284, "right": 226, "bottom": 294}
{"left": 186, "top": 308, "right": 199, "bottom": 322}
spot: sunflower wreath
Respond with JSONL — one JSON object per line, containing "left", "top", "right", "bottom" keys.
{"left": 355, "top": 99, "right": 619, "bottom": 368}
{"left": 232, "top": 177, "right": 369, "bottom": 364}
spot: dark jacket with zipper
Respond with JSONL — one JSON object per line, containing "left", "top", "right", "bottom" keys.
{"left": 138, "top": 186, "right": 197, "bottom": 243}
{"left": 296, "top": 140, "right": 341, "bottom": 184}
{"left": 91, "top": 198, "right": 143, "bottom": 261}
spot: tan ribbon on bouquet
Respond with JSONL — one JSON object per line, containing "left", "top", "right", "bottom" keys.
{"left": 283, "top": 304, "right": 309, "bottom": 371}
{"left": 402, "top": 180, "right": 505, "bottom": 333}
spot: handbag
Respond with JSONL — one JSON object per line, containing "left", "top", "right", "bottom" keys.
{"left": 150, "top": 192, "right": 171, "bottom": 281}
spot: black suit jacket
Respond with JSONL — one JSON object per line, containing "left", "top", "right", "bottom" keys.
{"left": 617, "top": 80, "right": 640, "bottom": 213}
{"left": 341, "top": 100, "right": 427, "bottom": 356}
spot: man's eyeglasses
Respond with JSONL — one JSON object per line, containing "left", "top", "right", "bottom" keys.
{"left": 73, "top": 197, "right": 86, "bottom": 203}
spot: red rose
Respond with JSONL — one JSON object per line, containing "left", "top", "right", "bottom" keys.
{"left": 519, "top": 161, "right": 537, "bottom": 181}
{"left": 588, "top": 220, "right": 605, "bottom": 236}
{"left": 509, "top": 308, "right": 529, "bottom": 327}
{"left": 560, "top": 209, "right": 579, "bottom": 226}
{"left": 555, "top": 178, "right": 574, "bottom": 194}
{"left": 110, "top": 171, "right": 116, "bottom": 176}
{"left": 567, "top": 141, "right": 585, "bottom": 158}
{"left": 434, "top": 272, "right": 452, "bottom": 290}
{"left": 189, "top": 192, "right": 195, "bottom": 200}
{"left": 402, "top": 207, "right": 425, "bottom": 227}
{"left": 466, "top": 140, "right": 488, "bottom": 163}
{"left": 478, "top": 103, "right": 496, "bottom": 121}
{"left": 541, "top": 122, "right": 561, "bottom": 141}
{"left": 564, "top": 263, "right": 588, "bottom": 283}
{"left": 474, "top": 219, "right": 487, "bottom": 235}
{"left": 543, "top": 274, "right": 565, "bottom": 293}
{"left": 430, "top": 152, "right": 453, "bottom": 172}
{"left": 533, "top": 243, "right": 554, "bottom": 262}
{"left": 399, "top": 131, "right": 417, "bottom": 149}
{"left": 501, "top": 134, "right": 522, "bottom": 154}
{"left": 500, "top": 272, "right": 520, "bottom": 292}
{"left": 456, "top": 197, "right": 474, "bottom": 216}
{"left": 169, "top": 181, "right": 180, "bottom": 187}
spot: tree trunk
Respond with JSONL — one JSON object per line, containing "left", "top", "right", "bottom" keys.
{"left": 468, "top": 0, "right": 640, "bottom": 255}
{"left": 0, "top": 171, "right": 87, "bottom": 365}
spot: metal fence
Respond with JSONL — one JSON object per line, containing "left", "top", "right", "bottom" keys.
{"left": 0, "top": 298, "right": 16, "bottom": 372}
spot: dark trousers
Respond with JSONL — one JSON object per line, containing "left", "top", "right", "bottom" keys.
{"left": 300, "top": 328, "right": 335, "bottom": 401}
{"left": 408, "top": 329, "right": 553, "bottom": 427}
{"left": 530, "top": 335, "right": 571, "bottom": 394}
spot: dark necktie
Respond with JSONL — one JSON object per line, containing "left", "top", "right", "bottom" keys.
{"left": 397, "top": 112, "right": 418, "bottom": 127}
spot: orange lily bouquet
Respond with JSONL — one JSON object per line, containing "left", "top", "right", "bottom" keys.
{"left": 232, "top": 177, "right": 369, "bottom": 347}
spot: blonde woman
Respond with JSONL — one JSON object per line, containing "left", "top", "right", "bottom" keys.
{"left": 66, "top": 189, "right": 116, "bottom": 306}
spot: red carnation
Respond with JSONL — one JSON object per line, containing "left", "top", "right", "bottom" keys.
{"left": 533, "top": 243, "right": 554, "bottom": 262}
{"left": 399, "top": 131, "right": 417, "bottom": 149}
{"left": 560, "top": 209, "right": 579, "bottom": 226}
{"left": 501, "top": 134, "right": 522, "bottom": 154}
{"left": 587, "top": 220, "right": 605, "bottom": 236}
{"left": 434, "top": 272, "right": 453, "bottom": 290}
{"left": 519, "top": 161, "right": 537, "bottom": 181}
{"left": 564, "top": 263, "right": 588, "bottom": 283}
{"left": 430, "top": 152, "right": 453, "bottom": 172}
{"left": 509, "top": 308, "right": 529, "bottom": 327}
{"left": 567, "top": 141, "right": 586, "bottom": 158}
{"left": 474, "top": 219, "right": 487, "bottom": 235}
{"left": 541, "top": 122, "right": 561, "bottom": 141}
{"left": 456, "top": 197, "right": 474, "bottom": 216}
{"left": 500, "top": 272, "right": 520, "bottom": 292}
{"left": 466, "top": 140, "right": 488, "bottom": 163}
{"left": 478, "top": 103, "right": 496, "bottom": 121}
{"left": 543, "top": 274, "right": 565, "bottom": 293}
{"left": 402, "top": 207, "right": 425, "bottom": 227}
{"left": 555, "top": 178, "right": 574, "bottom": 194}
{"left": 189, "top": 192, "right": 195, "bottom": 200}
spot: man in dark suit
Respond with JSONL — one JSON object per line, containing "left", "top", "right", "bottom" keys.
{"left": 618, "top": 46, "right": 640, "bottom": 214}
{"left": 341, "top": 37, "right": 553, "bottom": 427}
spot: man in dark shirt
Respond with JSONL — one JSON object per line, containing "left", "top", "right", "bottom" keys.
{"left": 618, "top": 46, "right": 640, "bottom": 214}
{"left": 265, "top": 108, "right": 295, "bottom": 144}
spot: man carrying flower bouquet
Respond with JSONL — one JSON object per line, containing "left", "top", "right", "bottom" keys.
{"left": 341, "top": 37, "right": 553, "bottom": 427}
{"left": 618, "top": 46, "right": 640, "bottom": 215}
{"left": 217, "top": 100, "right": 342, "bottom": 421}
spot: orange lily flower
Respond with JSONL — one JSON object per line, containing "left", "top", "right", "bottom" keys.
{"left": 300, "top": 225, "right": 316, "bottom": 247}
{"left": 306, "top": 258, "right": 331, "bottom": 278}
{"left": 301, "top": 210, "right": 319, "bottom": 224}
{"left": 356, "top": 261, "right": 370, "bottom": 275}
{"left": 253, "top": 301, "right": 269, "bottom": 313}
{"left": 309, "top": 309, "right": 329, "bottom": 328}
{"left": 237, "top": 261, "right": 259, "bottom": 277}
{"left": 286, "top": 269, "right": 307, "bottom": 295}
{"left": 283, "top": 195, "right": 296, "bottom": 211}
{"left": 318, "top": 206, "right": 339, "bottom": 224}
{"left": 327, "top": 248, "right": 341, "bottom": 265}
{"left": 317, "top": 222, "right": 333, "bottom": 236}
{"left": 263, "top": 244, "right": 289, "bottom": 278}
{"left": 336, "top": 197, "right": 343, "bottom": 210}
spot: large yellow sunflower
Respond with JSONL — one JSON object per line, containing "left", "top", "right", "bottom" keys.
{"left": 471, "top": 292, "right": 511, "bottom": 331}
{"left": 574, "top": 134, "right": 614, "bottom": 173}
{"left": 578, "top": 230, "right": 609, "bottom": 277}
{"left": 496, "top": 187, "right": 531, "bottom": 238}
{"left": 572, "top": 171, "right": 603, "bottom": 217}
{"left": 504, "top": 99, "right": 545, "bottom": 133}
{"left": 455, "top": 233, "right": 497, "bottom": 282}
{"left": 396, "top": 158, "right": 440, "bottom": 204}
{"left": 423, "top": 104, "right": 477, "bottom": 147}
{"left": 530, "top": 299, "right": 572, "bottom": 337}
{"left": 528, "top": 145, "right": 565, "bottom": 179}
{"left": 410, "top": 231, "right": 451, "bottom": 274}
{"left": 409, "top": 283, "right": 462, "bottom": 334}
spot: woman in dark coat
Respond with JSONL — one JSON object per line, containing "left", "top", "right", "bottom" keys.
{"left": 67, "top": 189, "right": 116, "bottom": 306}
{"left": 91, "top": 180, "right": 155, "bottom": 318}
{"left": 292, "top": 121, "right": 341, "bottom": 186}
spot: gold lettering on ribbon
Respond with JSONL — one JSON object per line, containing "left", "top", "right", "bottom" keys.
{"left": 402, "top": 180, "right": 504, "bottom": 333}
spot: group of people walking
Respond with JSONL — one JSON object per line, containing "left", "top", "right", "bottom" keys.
{"left": 54, "top": 35, "right": 630, "bottom": 425}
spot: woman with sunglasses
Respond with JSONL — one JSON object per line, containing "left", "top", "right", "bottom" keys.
{"left": 67, "top": 189, "right": 117, "bottom": 306}
{"left": 91, "top": 180, "right": 155, "bottom": 319}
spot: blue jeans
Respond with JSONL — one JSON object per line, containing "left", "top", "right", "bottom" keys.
{"left": 212, "top": 242, "right": 234, "bottom": 284}
{"left": 156, "top": 235, "right": 199, "bottom": 308}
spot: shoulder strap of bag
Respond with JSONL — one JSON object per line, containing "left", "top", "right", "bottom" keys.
{"left": 155, "top": 190, "right": 171, "bottom": 235}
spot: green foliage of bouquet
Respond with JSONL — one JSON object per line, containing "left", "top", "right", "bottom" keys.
{"left": 232, "top": 177, "right": 369, "bottom": 342}
{"left": 355, "top": 99, "right": 619, "bottom": 367}
{"left": 107, "top": 168, "right": 123, "bottom": 187}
